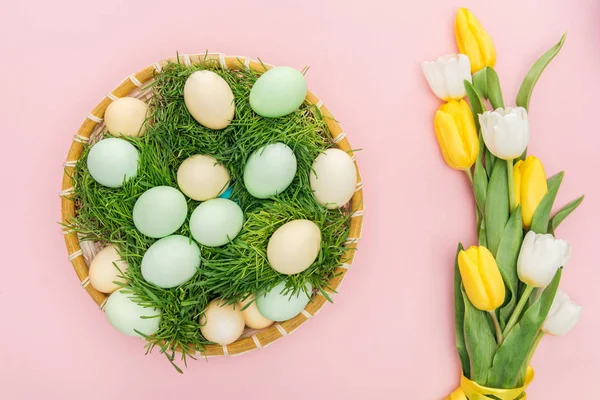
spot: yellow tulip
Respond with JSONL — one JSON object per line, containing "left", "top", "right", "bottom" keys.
{"left": 514, "top": 156, "right": 548, "bottom": 229}
{"left": 434, "top": 100, "right": 479, "bottom": 170}
{"left": 455, "top": 8, "right": 496, "bottom": 73}
{"left": 458, "top": 246, "right": 505, "bottom": 311}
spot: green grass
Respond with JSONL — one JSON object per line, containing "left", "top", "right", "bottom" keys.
{"left": 67, "top": 58, "right": 351, "bottom": 370}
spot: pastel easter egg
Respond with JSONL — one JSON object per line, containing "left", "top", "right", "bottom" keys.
{"left": 267, "top": 220, "right": 321, "bottom": 275}
{"left": 133, "top": 186, "right": 188, "bottom": 238}
{"left": 200, "top": 299, "right": 245, "bottom": 346}
{"left": 256, "top": 281, "right": 312, "bottom": 322}
{"left": 239, "top": 296, "right": 273, "bottom": 330}
{"left": 104, "top": 97, "right": 150, "bottom": 137}
{"left": 249, "top": 67, "right": 307, "bottom": 118}
{"left": 88, "top": 245, "right": 129, "bottom": 293}
{"left": 141, "top": 235, "right": 201, "bottom": 288}
{"left": 310, "top": 148, "right": 357, "bottom": 209}
{"left": 87, "top": 138, "right": 139, "bottom": 188}
{"left": 184, "top": 70, "right": 235, "bottom": 129}
{"left": 177, "top": 155, "right": 230, "bottom": 201}
{"left": 105, "top": 289, "right": 161, "bottom": 337}
{"left": 189, "top": 199, "right": 244, "bottom": 247}
{"left": 243, "top": 143, "right": 297, "bottom": 199}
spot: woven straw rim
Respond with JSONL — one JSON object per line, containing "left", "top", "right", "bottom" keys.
{"left": 60, "top": 53, "right": 364, "bottom": 357}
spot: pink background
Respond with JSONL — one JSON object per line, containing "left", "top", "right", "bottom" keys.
{"left": 1, "top": 0, "right": 599, "bottom": 398}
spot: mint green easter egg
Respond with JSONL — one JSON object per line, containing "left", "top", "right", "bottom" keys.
{"left": 105, "top": 289, "right": 161, "bottom": 337}
{"left": 256, "top": 281, "right": 312, "bottom": 322}
{"left": 243, "top": 143, "right": 297, "bottom": 199}
{"left": 249, "top": 67, "right": 307, "bottom": 118}
{"left": 133, "top": 186, "right": 188, "bottom": 238}
{"left": 141, "top": 235, "right": 201, "bottom": 288}
{"left": 87, "top": 138, "right": 139, "bottom": 188}
{"left": 189, "top": 199, "right": 244, "bottom": 247}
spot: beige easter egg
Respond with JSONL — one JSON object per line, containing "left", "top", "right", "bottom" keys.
{"left": 184, "top": 70, "right": 235, "bottom": 130}
{"left": 177, "top": 155, "right": 230, "bottom": 201}
{"left": 88, "top": 245, "right": 129, "bottom": 293}
{"left": 310, "top": 148, "right": 357, "bottom": 209}
{"left": 200, "top": 299, "right": 245, "bottom": 346}
{"left": 239, "top": 297, "right": 273, "bottom": 330}
{"left": 104, "top": 97, "right": 150, "bottom": 137}
{"left": 267, "top": 219, "right": 321, "bottom": 275}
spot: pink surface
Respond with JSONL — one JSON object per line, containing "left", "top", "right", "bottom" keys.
{"left": 1, "top": 0, "right": 599, "bottom": 398}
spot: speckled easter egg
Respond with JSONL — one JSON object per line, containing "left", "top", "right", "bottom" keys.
{"left": 249, "top": 67, "right": 307, "bottom": 118}
{"left": 87, "top": 138, "right": 139, "bottom": 188}
{"left": 267, "top": 220, "right": 321, "bottom": 275}
{"left": 200, "top": 299, "right": 245, "bottom": 346}
{"left": 133, "top": 186, "right": 187, "bottom": 238}
{"left": 243, "top": 143, "right": 297, "bottom": 199}
{"left": 189, "top": 199, "right": 244, "bottom": 247}
{"left": 177, "top": 155, "right": 230, "bottom": 201}
{"left": 184, "top": 70, "right": 235, "bottom": 129}
{"left": 105, "top": 289, "right": 161, "bottom": 337}
{"left": 310, "top": 148, "right": 357, "bottom": 209}
{"left": 104, "top": 97, "right": 150, "bottom": 137}
{"left": 88, "top": 245, "right": 129, "bottom": 294}
{"left": 256, "top": 281, "right": 312, "bottom": 322}
{"left": 141, "top": 235, "right": 201, "bottom": 288}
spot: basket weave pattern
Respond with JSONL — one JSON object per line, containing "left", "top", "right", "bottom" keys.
{"left": 60, "top": 53, "right": 364, "bottom": 357}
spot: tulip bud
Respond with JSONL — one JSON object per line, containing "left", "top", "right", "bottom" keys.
{"left": 514, "top": 156, "right": 548, "bottom": 229}
{"left": 517, "top": 231, "right": 572, "bottom": 288}
{"left": 434, "top": 100, "right": 479, "bottom": 170}
{"left": 542, "top": 290, "right": 583, "bottom": 336}
{"left": 479, "top": 107, "right": 530, "bottom": 160}
{"left": 422, "top": 54, "right": 472, "bottom": 101}
{"left": 458, "top": 246, "right": 505, "bottom": 311}
{"left": 455, "top": 8, "right": 496, "bottom": 73}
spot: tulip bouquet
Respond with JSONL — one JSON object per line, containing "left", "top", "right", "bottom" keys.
{"left": 423, "top": 8, "right": 585, "bottom": 399}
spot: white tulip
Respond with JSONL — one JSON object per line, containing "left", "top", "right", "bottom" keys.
{"left": 479, "top": 107, "right": 530, "bottom": 160}
{"left": 517, "top": 231, "right": 572, "bottom": 288}
{"left": 542, "top": 290, "right": 583, "bottom": 336}
{"left": 422, "top": 54, "right": 472, "bottom": 101}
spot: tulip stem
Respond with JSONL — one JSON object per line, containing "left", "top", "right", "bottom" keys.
{"left": 488, "top": 311, "right": 504, "bottom": 344}
{"left": 465, "top": 168, "right": 474, "bottom": 184}
{"left": 507, "top": 159, "right": 516, "bottom": 212}
{"left": 502, "top": 285, "right": 535, "bottom": 340}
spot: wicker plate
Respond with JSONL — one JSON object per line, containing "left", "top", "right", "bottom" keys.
{"left": 60, "top": 53, "right": 364, "bottom": 357}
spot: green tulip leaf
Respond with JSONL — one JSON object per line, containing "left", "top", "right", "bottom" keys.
{"left": 474, "top": 133, "right": 488, "bottom": 217}
{"left": 465, "top": 80, "right": 486, "bottom": 125}
{"left": 454, "top": 243, "right": 470, "bottom": 378}
{"left": 461, "top": 284, "right": 497, "bottom": 384}
{"left": 472, "top": 68, "right": 488, "bottom": 99}
{"left": 478, "top": 217, "right": 488, "bottom": 247}
{"left": 487, "top": 269, "right": 562, "bottom": 389}
{"left": 549, "top": 195, "right": 584, "bottom": 234}
{"left": 530, "top": 172, "right": 564, "bottom": 234}
{"left": 485, "top": 148, "right": 496, "bottom": 178}
{"left": 516, "top": 34, "right": 566, "bottom": 111}
{"left": 485, "top": 67, "right": 505, "bottom": 110}
{"left": 495, "top": 206, "right": 523, "bottom": 328}
{"left": 485, "top": 161, "right": 509, "bottom": 256}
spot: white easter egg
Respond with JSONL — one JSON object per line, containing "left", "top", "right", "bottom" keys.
{"left": 141, "top": 235, "right": 201, "bottom": 288}
{"left": 177, "top": 155, "right": 230, "bottom": 201}
{"left": 87, "top": 138, "right": 139, "bottom": 188}
{"left": 184, "top": 70, "right": 235, "bottom": 130}
{"left": 256, "top": 281, "right": 312, "bottom": 322}
{"left": 238, "top": 297, "right": 273, "bottom": 330}
{"left": 267, "top": 219, "right": 321, "bottom": 275}
{"left": 243, "top": 143, "right": 297, "bottom": 199}
{"left": 104, "top": 97, "right": 150, "bottom": 137}
{"left": 88, "top": 245, "right": 129, "bottom": 293}
{"left": 105, "top": 289, "right": 161, "bottom": 337}
{"left": 200, "top": 299, "right": 245, "bottom": 345}
{"left": 310, "top": 148, "right": 357, "bottom": 209}
{"left": 189, "top": 199, "right": 244, "bottom": 247}
{"left": 132, "top": 186, "right": 188, "bottom": 238}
